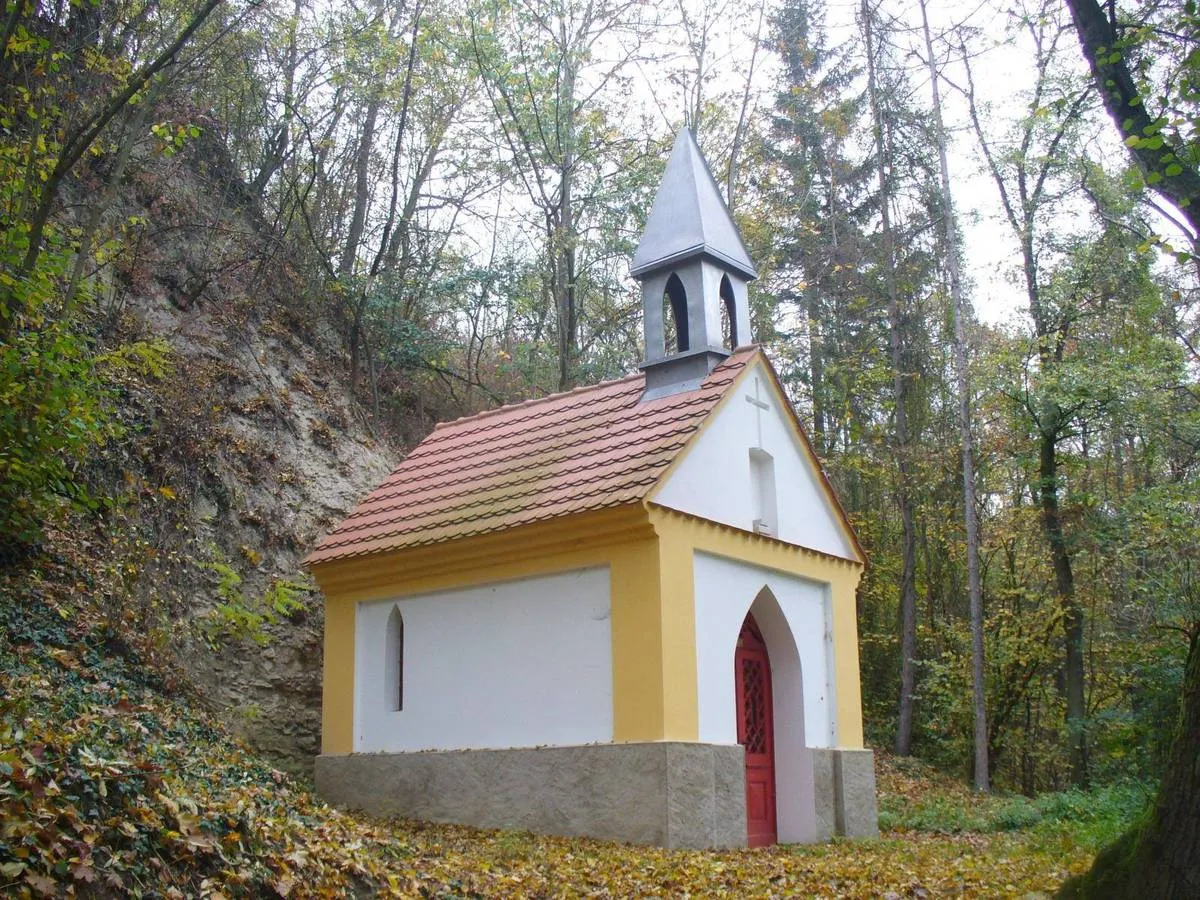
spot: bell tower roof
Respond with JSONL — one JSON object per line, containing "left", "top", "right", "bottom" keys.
{"left": 630, "top": 128, "right": 757, "bottom": 281}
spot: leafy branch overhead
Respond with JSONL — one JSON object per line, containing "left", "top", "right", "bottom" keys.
{"left": 1065, "top": 0, "right": 1200, "bottom": 243}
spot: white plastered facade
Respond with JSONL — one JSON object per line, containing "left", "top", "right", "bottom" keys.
{"left": 353, "top": 567, "right": 613, "bottom": 752}
{"left": 652, "top": 359, "right": 856, "bottom": 561}
{"left": 692, "top": 551, "right": 835, "bottom": 843}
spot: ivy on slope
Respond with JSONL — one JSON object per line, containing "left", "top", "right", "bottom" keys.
{"left": 0, "top": 573, "right": 414, "bottom": 899}
{"left": 1, "top": 559, "right": 1102, "bottom": 899}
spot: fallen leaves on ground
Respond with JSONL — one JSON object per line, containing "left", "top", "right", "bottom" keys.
{"left": 349, "top": 821, "right": 1088, "bottom": 898}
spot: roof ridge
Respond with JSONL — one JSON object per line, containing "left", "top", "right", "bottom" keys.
{"left": 432, "top": 369, "right": 644, "bottom": 432}
{"left": 428, "top": 346, "right": 755, "bottom": 435}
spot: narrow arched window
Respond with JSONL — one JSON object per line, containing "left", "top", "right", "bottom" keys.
{"left": 720, "top": 275, "right": 738, "bottom": 349}
{"left": 749, "top": 448, "right": 777, "bottom": 536}
{"left": 663, "top": 273, "right": 690, "bottom": 353}
{"left": 385, "top": 606, "right": 404, "bottom": 711}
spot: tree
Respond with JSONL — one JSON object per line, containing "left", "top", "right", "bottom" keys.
{"left": 0, "top": 0, "right": 227, "bottom": 339}
{"left": 661, "top": 0, "right": 768, "bottom": 212}
{"left": 765, "top": 0, "right": 874, "bottom": 460}
{"left": 1064, "top": 0, "right": 1200, "bottom": 244}
{"left": 860, "top": 0, "right": 920, "bottom": 761}
{"left": 959, "top": 0, "right": 1094, "bottom": 785}
{"left": 0, "top": 0, "right": 226, "bottom": 546}
{"left": 1059, "top": 486, "right": 1200, "bottom": 896}
{"left": 469, "top": 0, "right": 656, "bottom": 390}
{"left": 916, "top": 0, "right": 988, "bottom": 791}
{"left": 1056, "top": 0, "right": 1200, "bottom": 892}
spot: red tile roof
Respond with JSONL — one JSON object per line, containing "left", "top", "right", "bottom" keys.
{"left": 307, "top": 348, "right": 759, "bottom": 565}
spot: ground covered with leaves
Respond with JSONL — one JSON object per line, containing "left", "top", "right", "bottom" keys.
{"left": 1, "top": 560, "right": 1142, "bottom": 898}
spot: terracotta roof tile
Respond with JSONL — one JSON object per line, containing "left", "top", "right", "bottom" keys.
{"left": 307, "top": 348, "right": 758, "bottom": 565}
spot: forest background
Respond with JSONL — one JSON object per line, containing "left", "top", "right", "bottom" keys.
{"left": 1, "top": 0, "right": 1198, "bottom": 885}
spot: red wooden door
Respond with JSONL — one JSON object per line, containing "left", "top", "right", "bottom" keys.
{"left": 736, "top": 615, "right": 777, "bottom": 846}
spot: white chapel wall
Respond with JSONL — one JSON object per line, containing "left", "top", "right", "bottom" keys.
{"left": 652, "top": 360, "right": 855, "bottom": 560}
{"left": 692, "top": 552, "right": 836, "bottom": 750}
{"left": 354, "top": 567, "right": 613, "bottom": 753}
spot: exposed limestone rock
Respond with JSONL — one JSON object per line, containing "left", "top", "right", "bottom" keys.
{"left": 71, "top": 136, "right": 407, "bottom": 772}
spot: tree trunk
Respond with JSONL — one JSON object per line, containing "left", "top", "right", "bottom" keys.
{"left": 555, "top": 19, "right": 578, "bottom": 393}
{"left": 339, "top": 96, "right": 381, "bottom": 278}
{"left": 807, "top": 289, "right": 827, "bottom": 456}
{"left": 1038, "top": 403, "right": 1088, "bottom": 785}
{"left": 861, "top": 0, "right": 920, "bottom": 759}
{"left": 251, "top": 0, "right": 300, "bottom": 197}
{"left": 1059, "top": 629, "right": 1200, "bottom": 898}
{"left": 1025, "top": 222, "right": 1086, "bottom": 786}
{"left": 920, "top": 0, "right": 988, "bottom": 789}
{"left": 726, "top": 0, "right": 766, "bottom": 213}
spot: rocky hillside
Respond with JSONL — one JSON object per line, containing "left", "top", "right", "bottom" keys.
{"left": 53, "top": 125, "right": 420, "bottom": 770}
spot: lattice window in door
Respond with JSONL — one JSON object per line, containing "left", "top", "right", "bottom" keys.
{"left": 741, "top": 656, "right": 768, "bottom": 754}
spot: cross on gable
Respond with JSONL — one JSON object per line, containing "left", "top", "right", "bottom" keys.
{"left": 745, "top": 376, "right": 769, "bottom": 446}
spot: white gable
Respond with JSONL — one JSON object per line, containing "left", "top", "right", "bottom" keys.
{"left": 651, "top": 360, "right": 856, "bottom": 560}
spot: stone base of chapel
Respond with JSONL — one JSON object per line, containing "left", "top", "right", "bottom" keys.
{"left": 316, "top": 743, "right": 878, "bottom": 849}
{"left": 811, "top": 747, "right": 879, "bottom": 839}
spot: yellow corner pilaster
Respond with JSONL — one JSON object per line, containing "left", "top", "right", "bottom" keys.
{"left": 321, "top": 595, "right": 356, "bottom": 754}
{"left": 609, "top": 540, "right": 666, "bottom": 741}
{"left": 655, "top": 526, "right": 700, "bottom": 741}
{"left": 828, "top": 572, "right": 865, "bottom": 747}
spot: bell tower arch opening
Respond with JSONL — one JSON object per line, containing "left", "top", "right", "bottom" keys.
{"left": 663, "top": 273, "right": 690, "bottom": 353}
{"left": 720, "top": 274, "right": 738, "bottom": 349}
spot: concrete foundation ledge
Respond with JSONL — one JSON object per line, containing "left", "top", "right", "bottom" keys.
{"left": 315, "top": 742, "right": 747, "bottom": 849}
{"left": 810, "top": 747, "right": 879, "bottom": 839}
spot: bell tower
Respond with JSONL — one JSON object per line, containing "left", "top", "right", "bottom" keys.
{"left": 632, "top": 128, "right": 757, "bottom": 400}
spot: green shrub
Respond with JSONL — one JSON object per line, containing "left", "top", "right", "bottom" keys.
{"left": 198, "top": 557, "right": 312, "bottom": 647}
{"left": 0, "top": 241, "right": 170, "bottom": 551}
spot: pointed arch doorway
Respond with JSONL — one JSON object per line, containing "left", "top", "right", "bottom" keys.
{"left": 736, "top": 613, "right": 777, "bottom": 846}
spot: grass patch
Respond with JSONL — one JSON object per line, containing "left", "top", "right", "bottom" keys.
{"left": 877, "top": 754, "right": 1153, "bottom": 850}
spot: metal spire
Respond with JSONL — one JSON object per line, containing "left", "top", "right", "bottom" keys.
{"left": 630, "top": 129, "right": 757, "bottom": 281}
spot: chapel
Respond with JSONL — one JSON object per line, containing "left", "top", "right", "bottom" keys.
{"left": 307, "top": 128, "right": 878, "bottom": 848}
